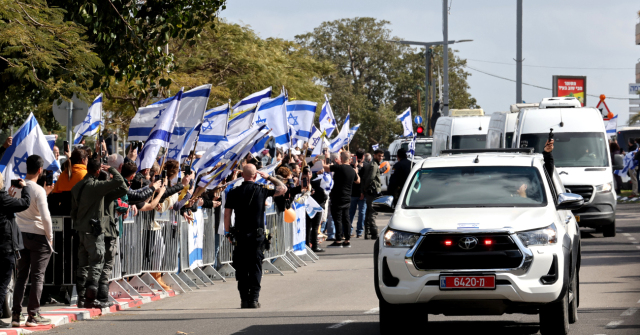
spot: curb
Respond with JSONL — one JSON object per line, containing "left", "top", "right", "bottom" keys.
{"left": 0, "top": 289, "right": 176, "bottom": 334}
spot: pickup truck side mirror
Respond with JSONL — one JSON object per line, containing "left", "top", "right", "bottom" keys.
{"left": 612, "top": 154, "right": 624, "bottom": 171}
{"left": 556, "top": 193, "right": 584, "bottom": 210}
{"left": 384, "top": 150, "right": 391, "bottom": 161}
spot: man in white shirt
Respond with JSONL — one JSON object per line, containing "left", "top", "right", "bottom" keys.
{"left": 12, "top": 155, "right": 54, "bottom": 327}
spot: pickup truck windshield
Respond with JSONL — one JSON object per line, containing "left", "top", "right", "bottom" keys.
{"left": 519, "top": 132, "right": 608, "bottom": 167}
{"left": 401, "top": 141, "right": 433, "bottom": 157}
{"left": 403, "top": 166, "right": 547, "bottom": 208}
{"left": 452, "top": 135, "right": 487, "bottom": 150}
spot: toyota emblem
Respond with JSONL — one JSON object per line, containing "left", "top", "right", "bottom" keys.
{"left": 459, "top": 236, "right": 478, "bottom": 250}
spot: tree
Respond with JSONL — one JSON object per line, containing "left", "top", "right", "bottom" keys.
{"left": 296, "top": 17, "right": 479, "bottom": 149}
{"left": 0, "top": 0, "right": 102, "bottom": 130}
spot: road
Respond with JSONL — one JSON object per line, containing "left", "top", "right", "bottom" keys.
{"left": 41, "top": 204, "right": 640, "bottom": 335}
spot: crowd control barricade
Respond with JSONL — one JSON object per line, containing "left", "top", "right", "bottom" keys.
{"left": 261, "top": 203, "right": 299, "bottom": 275}
{"left": 200, "top": 208, "right": 226, "bottom": 282}
{"left": 177, "top": 209, "right": 215, "bottom": 289}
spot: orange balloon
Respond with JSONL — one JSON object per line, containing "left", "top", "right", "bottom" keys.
{"left": 284, "top": 207, "right": 296, "bottom": 223}
{"left": 379, "top": 161, "right": 391, "bottom": 174}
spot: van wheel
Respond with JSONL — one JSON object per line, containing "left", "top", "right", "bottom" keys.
{"left": 2, "top": 269, "right": 14, "bottom": 318}
{"left": 602, "top": 220, "right": 616, "bottom": 237}
{"left": 539, "top": 285, "right": 570, "bottom": 335}
{"left": 568, "top": 270, "right": 579, "bottom": 324}
{"left": 380, "top": 299, "right": 424, "bottom": 335}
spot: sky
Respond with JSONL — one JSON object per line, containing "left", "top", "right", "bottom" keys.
{"left": 221, "top": 0, "right": 639, "bottom": 126}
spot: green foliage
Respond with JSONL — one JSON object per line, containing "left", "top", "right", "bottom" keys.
{"left": 0, "top": 0, "right": 102, "bottom": 129}
{"left": 296, "top": 17, "right": 479, "bottom": 149}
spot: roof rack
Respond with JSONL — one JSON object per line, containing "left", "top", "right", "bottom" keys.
{"left": 440, "top": 148, "right": 535, "bottom": 155}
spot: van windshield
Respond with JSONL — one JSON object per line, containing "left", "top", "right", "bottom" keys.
{"left": 403, "top": 166, "right": 547, "bottom": 208}
{"left": 519, "top": 132, "right": 608, "bottom": 167}
{"left": 452, "top": 135, "right": 487, "bottom": 149}
{"left": 401, "top": 142, "right": 433, "bottom": 157}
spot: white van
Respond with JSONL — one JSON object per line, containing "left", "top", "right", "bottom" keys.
{"left": 432, "top": 109, "right": 490, "bottom": 156}
{"left": 486, "top": 112, "right": 518, "bottom": 148}
{"left": 513, "top": 97, "right": 623, "bottom": 237}
{"left": 382, "top": 137, "right": 433, "bottom": 192}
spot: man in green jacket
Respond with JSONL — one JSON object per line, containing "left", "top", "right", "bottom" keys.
{"left": 71, "top": 158, "right": 128, "bottom": 308}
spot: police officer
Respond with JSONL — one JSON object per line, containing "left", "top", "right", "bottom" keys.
{"left": 224, "top": 164, "right": 287, "bottom": 308}
{"left": 387, "top": 148, "right": 411, "bottom": 207}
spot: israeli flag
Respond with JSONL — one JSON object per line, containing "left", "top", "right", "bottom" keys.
{"left": 319, "top": 95, "right": 337, "bottom": 137}
{"left": 397, "top": 107, "right": 413, "bottom": 137}
{"left": 166, "top": 123, "right": 199, "bottom": 162}
{"left": 255, "top": 162, "right": 279, "bottom": 184}
{"left": 252, "top": 93, "right": 290, "bottom": 149}
{"left": 308, "top": 125, "right": 322, "bottom": 149}
{"left": 286, "top": 100, "right": 317, "bottom": 143}
{"left": 372, "top": 144, "right": 379, "bottom": 150}
{"left": 137, "top": 89, "right": 183, "bottom": 170}
{"left": 313, "top": 172, "right": 334, "bottom": 195}
{"left": 305, "top": 195, "right": 323, "bottom": 219}
{"left": 330, "top": 114, "right": 350, "bottom": 153}
{"left": 45, "top": 135, "right": 57, "bottom": 150}
{"left": 311, "top": 130, "right": 327, "bottom": 158}
{"left": 292, "top": 198, "right": 307, "bottom": 254}
{"left": 605, "top": 115, "right": 617, "bottom": 135}
{"left": 73, "top": 94, "right": 103, "bottom": 144}
{"left": 232, "top": 87, "right": 271, "bottom": 111}
{"left": 615, "top": 149, "right": 638, "bottom": 178}
{"left": 196, "top": 104, "right": 230, "bottom": 151}
{"left": 0, "top": 113, "right": 60, "bottom": 189}
{"left": 408, "top": 135, "right": 417, "bottom": 158}
{"left": 194, "top": 125, "right": 265, "bottom": 175}
{"left": 128, "top": 85, "right": 210, "bottom": 142}
{"left": 348, "top": 124, "right": 360, "bottom": 142}
{"left": 227, "top": 105, "right": 257, "bottom": 137}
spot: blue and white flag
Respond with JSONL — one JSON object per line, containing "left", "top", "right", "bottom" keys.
{"left": 45, "top": 135, "right": 57, "bottom": 150}
{"left": 73, "top": 94, "right": 103, "bottom": 144}
{"left": 311, "top": 130, "right": 327, "bottom": 158}
{"left": 166, "top": 123, "right": 199, "bottom": 162}
{"left": 313, "top": 172, "right": 334, "bottom": 195}
{"left": 372, "top": 144, "right": 379, "bottom": 150}
{"left": 137, "top": 89, "right": 183, "bottom": 170}
{"left": 348, "top": 123, "right": 360, "bottom": 142}
{"left": 252, "top": 93, "right": 290, "bottom": 149}
{"left": 319, "top": 95, "right": 337, "bottom": 137}
{"left": 232, "top": 87, "right": 271, "bottom": 111}
{"left": 286, "top": 100, "right": 317, "bottom": 143}
{"left": 255, "top": 162, "right": 279, "bottom": 184}
{"left": 305, "top": 195, "right": 323, "bottom": 219}
{"left": 0, "top": 113, "right": 60, "bottom": 189}
{"left": 308, "top": 125, "right": 322, "bottom": 149}
{"left": 227, "top": 105, "right": 257, "bottom": 137}
{"left": 194, "top": 125, "right": 266, "bottom": 175}
{"left": 128, "top": 85, "right": 210, "bottom": 142}
{"left": 408, "top": 135, "right": 417, "bottom": 158}
{"left": 605, "top": 115, "right": 617, "bottom": 135}
{"left": 615, "top": 149, "right": 638, "bottom": 178}
{"left": 330, "top": 114, "right": 350, "bottom": 153}
{"left": 196, "top": 104, "right": 230, "bottom": 151}
{"left": 292, "top": 198, "right": 307, "bottom": 254}
{"left": 397, "top": 107, "right": 413, "bottom": 137}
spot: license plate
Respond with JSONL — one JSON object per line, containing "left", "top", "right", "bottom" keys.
{"left": 575, "top": 215, "right": 580, "bottom": 222}
{"left": 439, "top": 275, "right": 496, "bottom": 290}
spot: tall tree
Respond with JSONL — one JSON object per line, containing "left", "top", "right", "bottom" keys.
{"left": 296, "top": 17, "right": 479, "bottom": 149}
{"left": 0, "top": 0, "right": 102, "bottom": 130}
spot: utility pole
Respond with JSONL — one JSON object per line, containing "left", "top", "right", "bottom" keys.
{"left": 442, "top": 0, "right": 450, "bottom": 115}
{"left": 426, "top": 48, "right": 433, "bottom": 135}
{"left": 516, "top": 0, "right": 523, "bottom": 103}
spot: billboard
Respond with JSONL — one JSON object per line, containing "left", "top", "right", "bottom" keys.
{"left": 552, "top": 76, "right": 586, "bottom": 107}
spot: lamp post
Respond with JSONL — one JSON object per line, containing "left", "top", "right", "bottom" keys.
{"left": 387, "top": 39, "right": 472, "bottom": 134}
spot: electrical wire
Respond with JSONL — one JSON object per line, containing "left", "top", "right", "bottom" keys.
{"left": 468, "top": 59, "right": 634, "bottom": 70}
{"left": 464, "top": 65, "right": 630, "bottom": 100}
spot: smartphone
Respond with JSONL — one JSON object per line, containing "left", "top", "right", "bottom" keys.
{"left": 184, "top": 165, "right": 191, "bottom": 175}
{"left": 99, "top": 136, "right": 104, "bottom": 143}
{"left": 325, "top": 157, "right": 331, "bottom": 165}
{"left": 302, "top": 178, "right": 308, "bottom": 188}
{"left": 11, "top": 179, "right": 22, "bottom": 189}
{"left": 63, "top": 140, "right": 69, "bottom": 153}
{"left": 161, "top": 170, "right": 167, "bottom": 180}
{"left": 45, "top": 170, "right": 53, "bottom": 186}
{"left": 137, "top": 141, "right": 143, "bottom": 152}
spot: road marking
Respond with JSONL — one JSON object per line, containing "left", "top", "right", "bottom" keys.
{"left": 632, "top": 241, "right": 639, "bottom": 244}
{"left": 629, "top": 237, "right": 637, "bottom": 241}
{"left": 617, "top": 218, "right": 639, "bottom": 221}
{"left": 605, "top": 320, "right": 623, "bottom": 329}
{"left": 364, "top": 307, "right": 379, "bottom": 314}
{"left": 328, "top": 320, "right": 354, "bottom": 329}
{"left": 621, "top": 307, "right": 638, "bottom": 316}
{"left": 623, "top": 233, "right": 631, "bottom": 236}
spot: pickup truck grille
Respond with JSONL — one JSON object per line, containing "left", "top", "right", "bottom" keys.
{"left": 413, "top": 233, "right": 523, "bottom": 270}
{"left": 565, "top": 185, "right": 593, "bottom": 203}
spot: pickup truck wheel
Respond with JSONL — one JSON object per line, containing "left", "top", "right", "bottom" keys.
{"left": 539, "top": 284, "right": 570, "bottom": 335}
{"left": 602, "top": 220, "right": 616, "bottom": 237}
{"left": 380, "top": 299, "right": 425, "bottom": 335}
{"left": 568, "top": 269, "right": 579, "bottom": 324}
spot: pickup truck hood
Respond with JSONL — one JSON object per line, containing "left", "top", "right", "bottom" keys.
{"left": 389, "top": 207, "right": 555, "bottom": 233}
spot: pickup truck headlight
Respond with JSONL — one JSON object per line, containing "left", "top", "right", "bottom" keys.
{"left": 383, "top": 228, "right": 420, "bottom": 248}
{"left": 516, "top": 223, "right": 558, "bottom": 246}
{"left": 595, "top": 182, "right": 612, "bottom": 193}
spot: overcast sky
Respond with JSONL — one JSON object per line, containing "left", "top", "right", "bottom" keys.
{"left": 222, "top": 0, "right": 639, "bottom": 125}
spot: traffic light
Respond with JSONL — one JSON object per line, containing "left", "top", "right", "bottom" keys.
{"left": 416, "top": 125, "right": 425, "bottom": 136}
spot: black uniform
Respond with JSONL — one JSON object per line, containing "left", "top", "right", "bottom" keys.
{"left": 225, "top": 181, "right": 275, "bottom": 304}
{"left": 388, "top": 158, "right": 412, "bottom": 206}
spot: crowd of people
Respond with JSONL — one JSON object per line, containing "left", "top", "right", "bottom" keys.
{"left": 610, "top": 137, "right": 640, "bottom": 196}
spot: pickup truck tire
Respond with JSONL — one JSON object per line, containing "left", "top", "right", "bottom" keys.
{"left": 380, "top": 299, "right": 425, "bottom": 335}
{"left": 539, "top": 281, "right": 570, "bottom": 335}
{"left": 568, "top": 270, "right": 579, "bottom": 324}
{"left": 602, "top": 220, "right": 616, "bottom": 237}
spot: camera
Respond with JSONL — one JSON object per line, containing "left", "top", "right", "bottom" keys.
{"left": 11, "top": 179, "right": 22, "bottom": 189}
{"left": 548, "top": 128, "right": 554, "bottom": 142}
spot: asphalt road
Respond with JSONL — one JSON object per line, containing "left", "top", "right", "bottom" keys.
{"left": 41, "top": 204, "right": 640, "bottom": 335}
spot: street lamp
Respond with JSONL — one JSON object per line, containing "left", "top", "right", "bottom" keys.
{"left": 387, "top": 39, "right": 473, "bottom": 134}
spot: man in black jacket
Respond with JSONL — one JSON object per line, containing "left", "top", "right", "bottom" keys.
{"left": 388, "top": 148, "right": 412, "bottom": 207}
